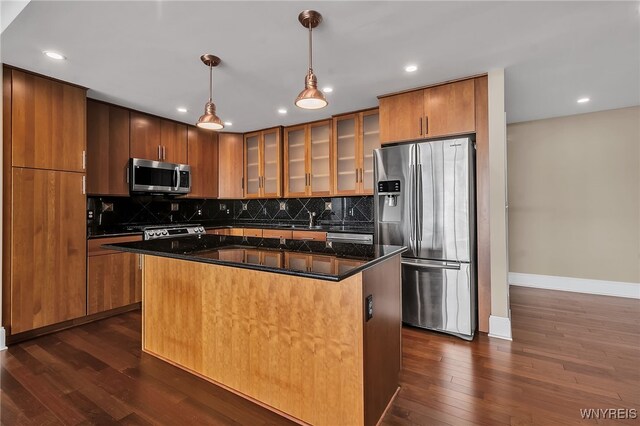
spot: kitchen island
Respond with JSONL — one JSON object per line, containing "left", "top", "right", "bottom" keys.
{"left": 105, "top": 235, "right": 405, "bottom": 426}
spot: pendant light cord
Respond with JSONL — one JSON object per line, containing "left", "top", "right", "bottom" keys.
{"left": 209, "top": 64, "right": 213, "bottom": 103}
{"left": 308, "top": 23, "right": 313, "bottom": 73}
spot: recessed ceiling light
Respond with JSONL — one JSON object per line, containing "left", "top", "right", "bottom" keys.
{"left": 322, "top": 87, "right": 333, "bottom": 93}
{"left": 43, "top": 51, "right": 65, "bottom": 60}
{"left": 278, "top": 108, "right": 287, "bottom": 114}
{"left": 405, "top": 64, "right": 418, "bottom": 73}
{"left": 577, "top": 97, "right": 590, "bottom": 104}
{"left": 224, "top": 121, "right": 233, "bottom": 126}
{"left": 177, "top": 107, "right": 188, "bottom": 113}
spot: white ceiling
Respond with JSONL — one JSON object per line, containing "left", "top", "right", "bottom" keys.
{"left": 1, "top": 1, "right": 638, "bottom": 132}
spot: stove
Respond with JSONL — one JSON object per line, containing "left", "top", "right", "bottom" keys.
{"left": 140, "top": 224, "right": 206, "bottom": 241}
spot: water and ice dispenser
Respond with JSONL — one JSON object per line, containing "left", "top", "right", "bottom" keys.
{"left": 376, "top": 180, "right": 402, "bottom": 222}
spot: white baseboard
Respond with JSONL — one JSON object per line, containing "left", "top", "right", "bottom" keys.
{"left": 0, "top": 327, "right": 6, "bottom": 351}
{"left": 488, "top": 314, "right": 512, "bottom": 341}
{"left": 509, "top": 272, "right": 640, "bottom": 299}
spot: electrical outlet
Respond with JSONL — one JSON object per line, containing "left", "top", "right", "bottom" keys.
{"left": 242, "top": 203, "right": 248, "bottom": 211}
{"left": 196, "top": 209, "right": 202, "bottom": 216}
{"left": 365, "top": 295, "right": 374, "bottom": 321}
{"left": 101, "top": 202, "right": 114, "bottom": 212}
{"left": 219, "top": 203, "right": 227, "bottom": 211}
{"left": 349, "top": 207, "right": 355, "bottom": 217}
{"left": 171, "top": 202, "right": 179, "bottom": 211}
{"left": 279, "top": 201, "right": 287, "bottom": 211}
{"left": 324, "top": 202, "right": 332, "bottom": 210}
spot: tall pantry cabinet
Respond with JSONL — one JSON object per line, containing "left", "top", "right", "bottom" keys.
{"left": 3, "top": 67, "right": 87, "bottom": 336}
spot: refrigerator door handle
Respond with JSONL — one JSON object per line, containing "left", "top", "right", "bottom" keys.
{"left": 401, "top": 258, "right": 462, "bottom": 270}
{"left": 417, "top": 163, "right": 423, "bottom": 241}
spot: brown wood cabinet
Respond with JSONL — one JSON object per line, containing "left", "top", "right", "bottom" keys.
{"left": 262, "top": 229, "right": 293, "bottom": 240}
{"left": 218, "top": 133, "right": 244, "bottom": 199}
{"left": 10, "top": 168, "right": 87, "bottom": 334}
{"left": 87, "top": 236, "right": 142, "bottom": 315}
{"left": 284, "top": 120, "right": 332, "bottom": 197}
{"left": 291, "top": 230, "right": 327, "bottom": 241}
{"left": 244, "top": 127, "right": 282, "bottom": 199}
{"left": 130, "top": 111, "right": 187, "bottom": 163}
{"left": 160, "top": 120, "right": 187, "bottom": 164}
{"left": 10, "top": 69, "right": 86, "bottom": 172}
{"left": 86, "top": 100, "right": 130, "bottom": 195}
{"left": 243, "top": 228, "right": 263, "bottom": 238}
{"left": 379, "top": 79, "right": 475, "bottom": 144}
{"left": 333, "top": 109, "right": 379, "bottom": 195}
{"left": 186, "top": 126, "right": 218, "bottom": 199}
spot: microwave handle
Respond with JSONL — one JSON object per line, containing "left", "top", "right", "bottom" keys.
{"left": 174, "top": 167, "right": 181, "bottom": 191}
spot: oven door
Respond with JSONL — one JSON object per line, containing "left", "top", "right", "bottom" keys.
{"left": 130, "top": 158, "right": 191, "bottom": 194}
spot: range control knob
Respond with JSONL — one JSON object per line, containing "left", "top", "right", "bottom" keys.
{"left": 199, "top": 226, "right": 205, "bottom": 232}
{"left": 162, "top": 230, "right": 168, "bottom": 235}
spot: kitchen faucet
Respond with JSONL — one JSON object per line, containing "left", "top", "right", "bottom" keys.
{"left": 308, "top": 211, "right": 317, "bottom": 227}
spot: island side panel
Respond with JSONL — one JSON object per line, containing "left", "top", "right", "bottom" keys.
{"left": 142, "top": 255, "right": 365, "bottom": 426}
{"left": 362, "top": 255, "right": 402, "bottom": 426}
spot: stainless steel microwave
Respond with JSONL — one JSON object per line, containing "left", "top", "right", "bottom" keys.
{"left": 129, "top": 158, "right": 191, "bottom": 195}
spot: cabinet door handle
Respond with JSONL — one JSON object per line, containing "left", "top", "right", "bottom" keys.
{"left": 425, "top": 116, "right": 428, "bottom": 135}
{"left": 82, "top": 176, "right": 86, "bottom": 194}
{"left": 241, "top": 176, "right": 244, "bottom": 189}
{"left": 419, "top": 117, "right": 423, "bottom": 135}
{"left": 158, "top": 145, "right": 161, "bottom": 160}
{"left": 82, "top": 150, "right": 86, "bottom": 170}
{"left": 162, "top": 145, "right": 166, "bottom": 160}
{"left": 126, "top": 167, "right": 130, "bottom": 184}
{"left": 138, "top": 254, "right": 142, "bottom": 270}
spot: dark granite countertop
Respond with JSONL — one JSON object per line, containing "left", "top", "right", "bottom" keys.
{"left": 104, "top": 235, "right": 405, "bottom": 281}
{"left": 88, "top": 222, "right": 374, "bottom": 239}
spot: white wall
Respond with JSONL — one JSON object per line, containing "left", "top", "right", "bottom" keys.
{"left": 507, "top": 107, "right": 640, "bottom": 297}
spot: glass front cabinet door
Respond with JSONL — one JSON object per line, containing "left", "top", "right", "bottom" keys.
{"left": 332, "top": 108, "right": 379, "bottom": 195}
{"left": 244, "top": 127, "right": 282, "bottom": 199}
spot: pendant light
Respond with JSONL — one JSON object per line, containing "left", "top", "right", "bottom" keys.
{"left": 295, "top": 10, "right": 328, "bottom": 110}
{"left": 196, "top": 54, "right": 224, "bottom": 130}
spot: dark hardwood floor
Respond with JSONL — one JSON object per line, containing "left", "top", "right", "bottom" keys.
{"left": 1, "top": 286, "right": 638, "bottom": 425}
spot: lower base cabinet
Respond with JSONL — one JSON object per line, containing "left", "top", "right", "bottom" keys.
{"left": 87, "top": 236, "right": 142, "bottom": 315}
{"left": 87, "top": 253, "right": 142, "bottom": 314}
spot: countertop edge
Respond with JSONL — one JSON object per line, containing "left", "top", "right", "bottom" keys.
{"left": 102, "top": 244, "right": 407, "bottom": 282}
{"left": 88, "top": 224, "right": 374, "bottom": 239}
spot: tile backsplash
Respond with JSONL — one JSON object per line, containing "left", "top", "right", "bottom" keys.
{"left": 87, "top": 195, "right": 373, "bottom": 235}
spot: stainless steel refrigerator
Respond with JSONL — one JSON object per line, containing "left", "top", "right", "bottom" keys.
{"left": 374, "top": 137, "right": 476, "bottom": 340}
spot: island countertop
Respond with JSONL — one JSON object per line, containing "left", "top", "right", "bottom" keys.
{"left": 104, "top": 234, "right": 406, "bottom": 281}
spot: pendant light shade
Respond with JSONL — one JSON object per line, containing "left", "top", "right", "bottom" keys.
{"left": 196, "top": 54, "right": 224, "bottom": 130}
{"left": 295, "top": 10, "right": 327, "bottom": 110}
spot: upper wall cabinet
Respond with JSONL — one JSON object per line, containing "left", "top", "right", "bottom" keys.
{"left": 333, "top": 109, "right": 379, "bottom": 195}
{"left": 379, "top": 79, "right": 475, "bottom": 144}
{"left": 86, "top": 100, "right": 130, "bottom": 196}
{"left": 161, "top": 120, "right": 188, "bottom": 164}
{"left": 11, "top": 69, "right": 86, "bottom": 172}
{"left": 218, "top": 133, "right": 244, "bottom": 199}
{"left": 284, "top": 120, "right": 332, "bottom": 198}
{"left": 130, "top": 112, "right": 187, "bottom": 163}
{"left": 187, "top": 126, "right": 219, "bottom": 199}
{"left": 244, "top": 127, "right": 282, "bottom": 199}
